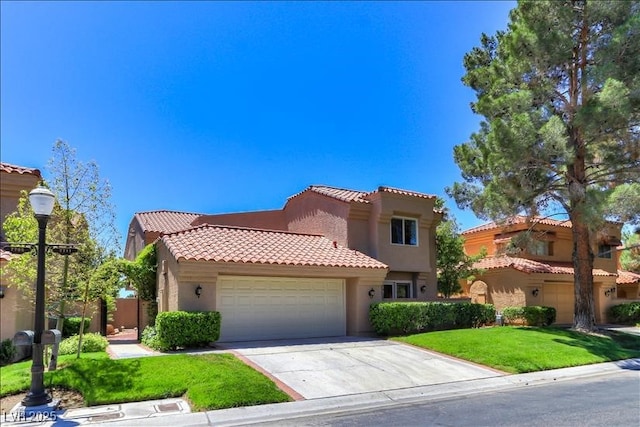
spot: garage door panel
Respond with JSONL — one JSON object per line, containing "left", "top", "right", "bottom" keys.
{"left": 217, "top": 276, "right": 346, "bottom": 341}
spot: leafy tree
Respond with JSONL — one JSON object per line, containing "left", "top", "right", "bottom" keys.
{"left": 620, "top": 230, "right": 640, "bottom": 273}
{"left": 448, "top": 1, "right": 640, "bottom": 331}
{"left": 435, "top": 199, "right": 486, "bottom": 298}
{"left": 607, "top": 183, "right": 640, "bottom": 225}
{"left": 47, "top": 140, "right": 120, "bottom": 330}
{"left": 121, "top": 244, "right": 158, "bottom": 323}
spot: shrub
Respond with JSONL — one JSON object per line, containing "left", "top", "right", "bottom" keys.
{"left": 141, "top": 325, "right": 161, "bottom": 350}
{"left": 0, "top": 338, "right": 17, "bottom": 366}
{"left": 154, "top": 311, "right": 221, "bottom": 351}
{"left": 608, "top": 302, "right": 640, "bottom": 325}
{"left": 369, "top": 302, "right": 495, "bottom": 336}
{"left": 452, "top": 303, "right": 496, "bottom": 328}
{"left": 58, "top": 333, "right": 109, "bottom": 355}
{"left": 63, "top": 317, "right": 91, "bottom": 337}
{"left": 501, "top": 306, "right": 556, "bottom": 326}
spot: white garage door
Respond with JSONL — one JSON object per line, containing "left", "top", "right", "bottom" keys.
{"left": 217, "top": 276, "right": 346, "bottom": 341}
{"left": 543, "top": 283, "right": 574, "bottom": 324}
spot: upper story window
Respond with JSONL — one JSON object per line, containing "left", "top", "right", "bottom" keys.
{"left": 597, "top": 244, "right": 612, "bottom": 259}
{"left": 529, "top": 240, "right": 553, "bottom": 256}
{"left": 391, "top": 217, "right": 418, "bottom": 246}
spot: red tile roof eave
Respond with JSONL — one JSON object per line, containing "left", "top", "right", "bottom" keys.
{"left": 462, "top": 216, "right": 573, "bottom": 235}
{"left": 286, "top": 185, "right": 438, "bottom": 206}
{"left": 161, "top": 223, "right": 325, "bottom": 238}
{"left": 161, "top": 224, "right": 388, "bottom": 270}
{"left": 0, "top": 162, "right": 42, "bottom": 177}
{"left": 134, "top": 210, "right": 203, "bottom": 233}
{"left": 367, "top": 186, "right": 437, "bottom": 200}
{"left": 473, "top": 257, "right": 616, "bottom": 277}
{"left": 286, "top": 185, "right": 370, "bottom": 204}
{"left": 174, "top": 257, "right": 388, "bottom": 269}
{"left": 617, "top": 270, "right": 640, "bottom": 285}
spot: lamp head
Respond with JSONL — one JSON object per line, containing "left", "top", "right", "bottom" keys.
{"left": 29, "top": 185, "right": 55, "bottom": 218}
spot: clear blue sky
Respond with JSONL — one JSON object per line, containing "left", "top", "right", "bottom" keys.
{"left": 1, "top": 1, "right": 516, "bottom": 247}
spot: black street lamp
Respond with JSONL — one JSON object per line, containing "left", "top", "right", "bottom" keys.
{"left": 22, "top": 185, "right": 56, "bottom": 407}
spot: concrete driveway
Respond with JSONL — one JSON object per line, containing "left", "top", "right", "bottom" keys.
{"left": 220, "top": 337, "right": 504, "bottom": 399}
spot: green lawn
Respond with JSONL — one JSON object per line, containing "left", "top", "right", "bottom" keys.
{"left": 396, "top": 326, "right": 640, "bottom": 374}
{"left": 1, "top": 353, "right": 291, "bottom": 410}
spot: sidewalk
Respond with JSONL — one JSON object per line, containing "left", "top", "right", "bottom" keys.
{"left": 3, "top": 358, "right": 638, "bottom": 426}
{"left": 106, "top": 329, "right": 157, "bottom": 359}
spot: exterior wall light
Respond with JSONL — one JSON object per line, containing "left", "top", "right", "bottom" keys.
{"left": 532, "top": 288, "right": 539, "bottom": 297}
{"left": 0, "top": 285, "right": 5, "bottom": 298}
{"left": 195, "top": 285, "right": 203, "bottom": 298}
{"left": 420, "top": 285, "right": 427, "bottom": 293}
{"left": 368, "top": 288, "right": 375, "bottom": 299}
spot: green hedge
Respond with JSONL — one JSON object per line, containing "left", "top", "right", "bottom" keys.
{"left": 154, "top": 311, "right": 221, "bottom": 351}
{"left": 369, "top": 302, "right": 495, "bottom": 336}
{"left": 501, "top": 306, "right": 556, "bottom": 326}
{"left": 608, "top": 302, "right": 640, "bottom": 325}
{"left": 63, "top": 317, "right": 91, "bottom": 338}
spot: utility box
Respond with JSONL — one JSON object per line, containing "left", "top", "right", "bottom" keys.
{"left": 42, "top": 329, "right": 62, "bottom": 371}
{"left": 13, "top": 330, "right": 35, "bottom": 346}
{"left": 42, "top": 329, "right": 62, "bottom": 345}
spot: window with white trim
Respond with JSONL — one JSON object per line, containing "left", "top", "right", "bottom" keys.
{"left": 391, "top": 217, "right": 418, "bottom": 246}
{"left": 383, "top": 281, "right": 416, "bottom": 299}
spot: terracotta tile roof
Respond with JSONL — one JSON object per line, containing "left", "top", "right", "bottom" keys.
{"left": 161, "top": 224, "right": 388, "bottom": 269}
{"left": 617, "top": 270, "right": 640, "bottom": 286}
{"left": 134, "top": 210, "right": 201, "bottom": 233}
{"left": 288, "top": 185, "right": 370, "bottom": 203}
{"left": 462, "top": 216, "right": 573, "bottom": 235}
{"left": 368, "top": 186, "right": 437, "bottom": 200}
{"left": 288, "top": 185, "right": 437, "bottom": 204}
{"left": 0, "top": 162, "right": 42, "bottom": 177}
{"left": 473, "top": 256, "right": 615, "bottom": 277}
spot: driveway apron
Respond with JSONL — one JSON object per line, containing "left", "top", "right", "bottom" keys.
{"left": 222, "top": 337, "right": 503, "bottom": 399}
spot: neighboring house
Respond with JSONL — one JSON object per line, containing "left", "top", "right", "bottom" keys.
{"left": 125, "top": 185, "right": 442, "bottom": 341}
{"left": 0, "top": 162, "right": 42, "bottom": 342}
{"left": 461, "top": 215, "right": 638, "bottom": 324}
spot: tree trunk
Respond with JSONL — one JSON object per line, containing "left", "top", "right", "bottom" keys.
{"left": 570, "top": 211, "right": 596, "bottom": 331}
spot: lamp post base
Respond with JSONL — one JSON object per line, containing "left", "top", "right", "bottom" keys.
{"left": 21, "top": 390, "right": 52, "bottom": 407}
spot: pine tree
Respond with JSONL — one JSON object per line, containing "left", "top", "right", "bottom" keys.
{"left": 448, "top": 1, "right": 640, "bottom": 331}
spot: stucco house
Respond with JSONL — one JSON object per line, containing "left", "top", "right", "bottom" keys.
{"left": 0, "top": 162, "right": 42, "bottom": 342}
{"left": 461, "top": 216, "right": 639, "bottom": 324}
{"left": 125, "top": 185, "right": 442, "bottom": 341}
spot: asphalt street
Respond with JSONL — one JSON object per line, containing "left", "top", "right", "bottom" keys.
{"left": 257, "top": 369, "right": 640, "bottom": 427}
